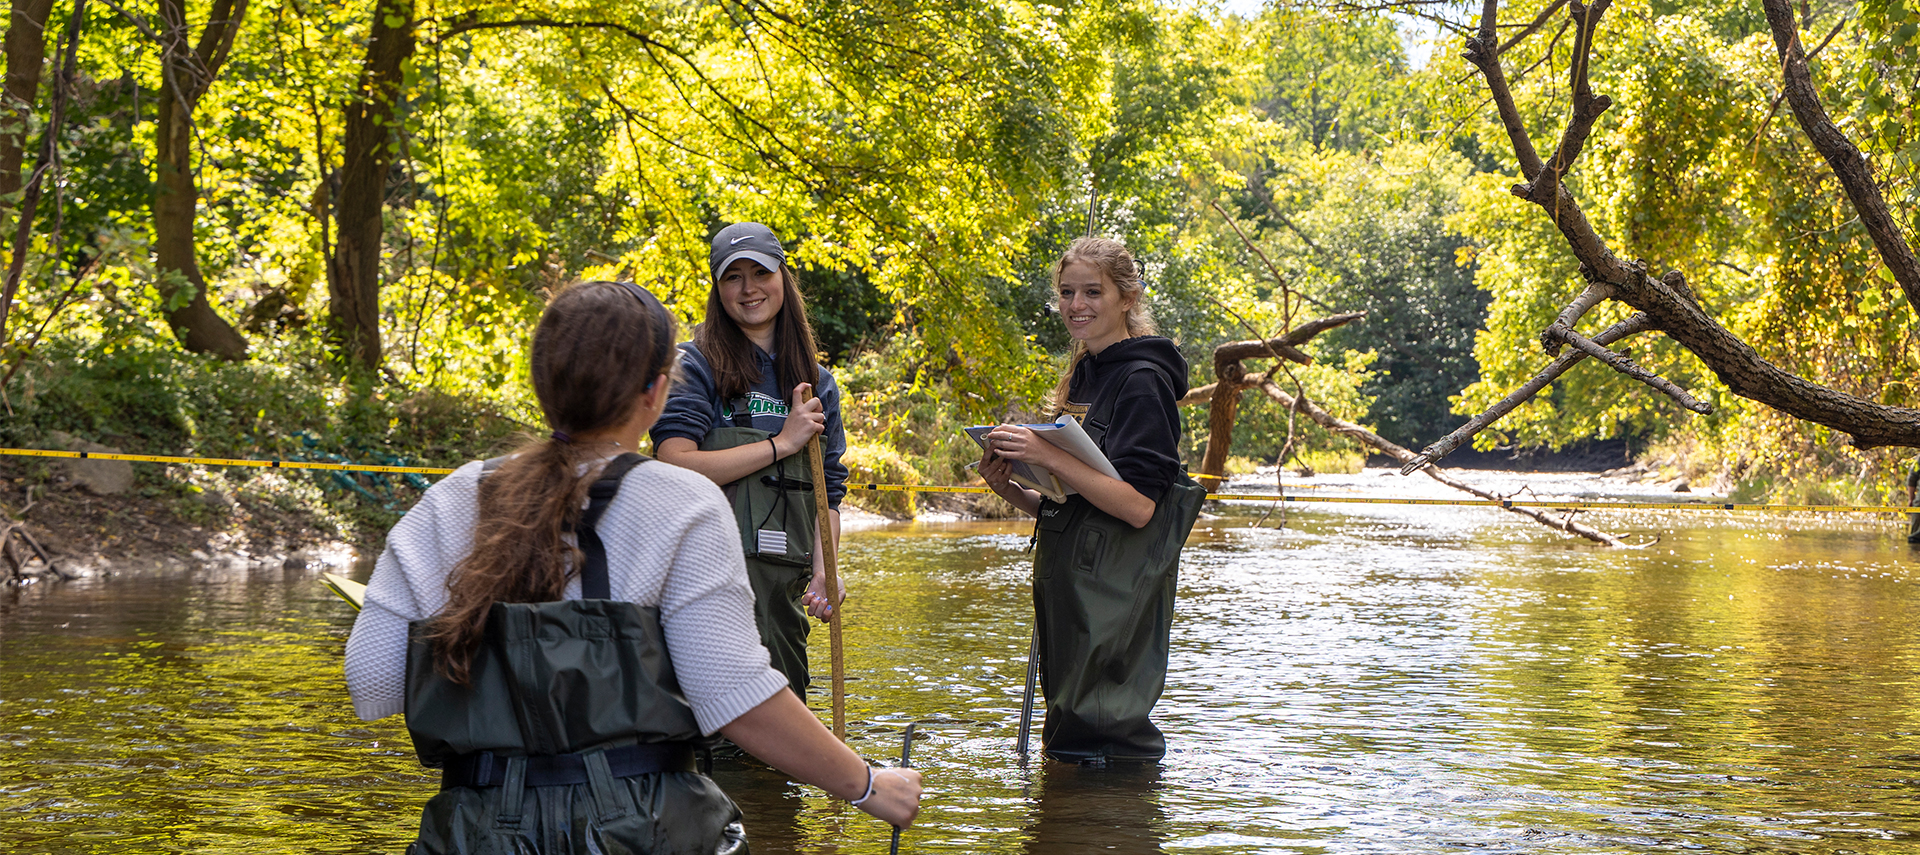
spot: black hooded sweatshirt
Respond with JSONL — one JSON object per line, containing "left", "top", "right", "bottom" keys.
{"left": 1062, "top": 335, "right": 1190, "bottom": 504}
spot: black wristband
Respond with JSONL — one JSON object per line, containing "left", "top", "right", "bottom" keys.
{"left": 768, "top": 436, "right": 778, "bottom": 466}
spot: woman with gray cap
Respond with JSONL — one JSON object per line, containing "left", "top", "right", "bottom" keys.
{"left": 651, "top": 222, "right": 849, "bottom": 701}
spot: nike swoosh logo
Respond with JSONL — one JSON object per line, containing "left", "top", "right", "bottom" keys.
{"left": 730, "top": 235, "right": 752, "bottom": 245}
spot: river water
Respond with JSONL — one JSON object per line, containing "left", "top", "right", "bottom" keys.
{"left": 3, "top": 469, "right": 1919, "bottom": 853}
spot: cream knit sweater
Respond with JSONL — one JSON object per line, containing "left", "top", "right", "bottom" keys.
{"left": 344, "top": 458, "right": 789, "bottom": 736}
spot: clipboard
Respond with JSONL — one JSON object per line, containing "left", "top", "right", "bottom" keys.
{"left": 963, "top": 414, "right": 1119, "bottom": 503}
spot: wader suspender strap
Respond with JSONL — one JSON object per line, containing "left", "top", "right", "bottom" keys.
{"left": 726, "top": 395, "right": 812, "bottom": 540}
{"left": 479, "top": 452, "right": 649, "bottom": 599}
{"left": 576, "top": 452, "right": 648, "bottom": 599}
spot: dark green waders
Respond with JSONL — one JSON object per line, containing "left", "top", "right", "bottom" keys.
{"left": 699, "top": 416, "right": 820, "bottom": 699}
{"left": 403, "top": 454, "right": 749, "bottom": 854}
{"left": 1031, "top": 367, "right": 1206, "bottom": 764}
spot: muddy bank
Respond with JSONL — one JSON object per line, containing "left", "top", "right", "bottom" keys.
{"left": 0, "top": 450, "right": 1007, "bottom": 584}
{"left": 0, "top": 452, "right": 360, "bottom": 583}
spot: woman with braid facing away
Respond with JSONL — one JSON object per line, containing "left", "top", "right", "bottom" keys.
{"left": 345, "top": 280, "right": 918, "bottom": 853}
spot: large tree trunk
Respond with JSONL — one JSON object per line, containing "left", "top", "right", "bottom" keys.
{"left": 150, "top": 0, "right": 249, "bottom": 360}
{"left": 1, "top": 0, "right": 58, "bottom": 204}
{"left": 1, "top": 0, "right": 74, "bottom": 349}
{"left": 328, "top": 0, "right": 414, "bottom": 372}
{"left": 153, "top": 73, "right": 246, "bottom": 358}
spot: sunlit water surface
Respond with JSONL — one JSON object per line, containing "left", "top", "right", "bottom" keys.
{"left": 5, "top": 470, "right": 1920, "bottom": 854}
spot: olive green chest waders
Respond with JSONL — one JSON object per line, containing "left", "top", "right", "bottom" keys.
{"left": 699, "top": 398, "right": 820, "bottom": 698}
{"left": 1032, "top": 366, "right": 1206, "bottom": 763}
{"left": 403, "top": 453, "right": 748, "bottom": 855}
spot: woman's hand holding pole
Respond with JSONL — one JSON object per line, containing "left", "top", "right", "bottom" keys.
{"left": 719, "top": 690, "right": 921, "bottom": 827}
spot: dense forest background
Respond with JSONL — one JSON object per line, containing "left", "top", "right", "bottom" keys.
{"left": 2, "top": 0, "right": 1916, "bottom": 527}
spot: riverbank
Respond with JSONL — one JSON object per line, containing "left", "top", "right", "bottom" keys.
{"left": 0, "top": 450, "right": 360, "bottom": 581}
{"left": 0, "top": 447, "right": 993, "bottom": 582}
{"left": 0, "top": 439, "right": 1765, "bottom": 583}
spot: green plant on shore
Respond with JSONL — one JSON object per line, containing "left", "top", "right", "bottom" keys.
{"left": 0, "top": 329, "right": 524, "bottom": 534}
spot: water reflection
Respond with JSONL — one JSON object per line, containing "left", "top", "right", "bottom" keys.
{"left": 1023, "top": 762, "right": 1167, "bottom": 854}
{"left": 4, "top": 484, "right": 1920, "bottom": 853}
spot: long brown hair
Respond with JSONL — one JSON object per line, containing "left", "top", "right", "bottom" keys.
{"left": 696, "top": 264, "right": 821, "bottom": 401}
{"left": 424, "top": 280, "right": 677, "bottom": 685}
{"left": 1050, "top": 237, "right": 1158, "bottom": 411}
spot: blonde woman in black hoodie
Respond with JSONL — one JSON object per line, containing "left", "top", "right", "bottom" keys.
{"left": 977, "top": 237, "right": 1205, "bottom": 764}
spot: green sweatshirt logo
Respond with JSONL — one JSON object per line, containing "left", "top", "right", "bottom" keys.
{"left": 722, "top": 391, "right": 791, "bottom": 421}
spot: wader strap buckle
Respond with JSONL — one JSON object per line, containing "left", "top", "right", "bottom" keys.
{"left": 727, "top": 396, "right": 755, "bottom": 430}
{"left": 443, "top": 743, "right": 698, "bottom": 790}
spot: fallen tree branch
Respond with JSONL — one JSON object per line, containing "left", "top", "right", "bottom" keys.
{"left": 1437, "top": 0, "right": 1920, "bottom": 455}
{"left": 0, "top": 520, "right": 65, "bottom": 581}
{"left": 1544, "top": 281, "right": 1617, "bottom": 352}
{"left": 1182, "top": 311, "right": 1632, "bottom": 546}
{"left": 1247, "top": 377, "right": 1628, "bottom": 546}
{"left": 1463, "top": 0, "right": 1544, "bottom": 180}
{"left": 1518, "top": 0, "right": 1613, "bottom": 206}
{"left": 1553, "top": 327, "right": 1711, "bottom": 413}
{"left": 1190, "top": 313, "right": 1365, "bottom": 489}
{"left": 1212, "top": 312, "right": 1367, "bottom": 367}
{"left": 1409, "top": 312, "right": 1652, "bottom": 471}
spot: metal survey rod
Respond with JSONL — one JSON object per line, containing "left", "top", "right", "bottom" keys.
{"left": 1017, "top": 625, "right": 1039, "bottom": 756}
{"left": 801, "top": 385, "right": 847, "bottom": 739}
{"left": 890, "top": 722, "right": 917, "bottom": 855}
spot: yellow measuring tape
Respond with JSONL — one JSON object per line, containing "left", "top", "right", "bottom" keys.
{"left": 3, "top": 447, "right": 1910, "bottom": 514}
{"left": 0, "top": 446, "right": 455, "bottom": 475}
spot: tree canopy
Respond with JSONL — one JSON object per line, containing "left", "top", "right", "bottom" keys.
{"left": 3, "top": 0, "right": 1917, "bottom": 505}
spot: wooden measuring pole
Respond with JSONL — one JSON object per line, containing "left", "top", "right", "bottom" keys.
{"left": 801, "top": 386, "right": 847, "bottom": 739}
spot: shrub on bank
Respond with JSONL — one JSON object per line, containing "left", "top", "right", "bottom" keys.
{"left": 1, "top": 335, "right": 523, "bottom": 536}
{"left": 839, "top": 441, "right": 919, "bottom": 519}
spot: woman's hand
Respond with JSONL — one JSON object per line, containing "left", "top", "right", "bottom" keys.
{"left": 718, "top": 691, "right": 922, "bottom": 831}
{"left": 983, "top": 425, "right": 1065, "bottom": 470}
{"left": 800, "top": 567, "right": 846, "bottom": 621}
{"left": 976, "top": 426, "right": 1042, "bottom": 517}
{"left": 854, "top": 766, "right": 924, "bottom": 828}
{"left": 773, "top": 383, "right": 828, "bottom": 458}
{"left": 977, "top": 442, "right": 1015, "bottom": 495}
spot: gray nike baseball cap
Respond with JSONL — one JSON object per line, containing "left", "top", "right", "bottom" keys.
{"left": 709, "top": 222, "right": 787, "bottom": 283}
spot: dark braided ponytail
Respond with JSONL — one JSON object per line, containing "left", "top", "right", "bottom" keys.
{"left": 424, "top": 280, "right": 676, "bottom": 684}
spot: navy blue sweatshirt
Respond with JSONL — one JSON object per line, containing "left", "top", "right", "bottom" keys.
{"left": 651, "top": 341, "right": 847, "bottom": 508}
